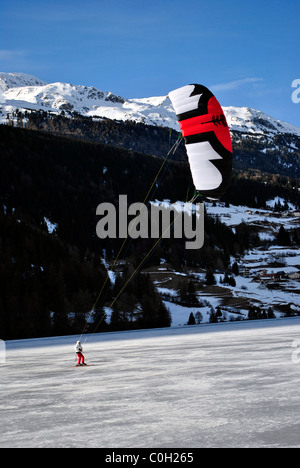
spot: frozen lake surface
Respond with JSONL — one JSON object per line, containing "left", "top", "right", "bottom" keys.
{"left": 1, "top": 318, "right": 300, "bottom": 448}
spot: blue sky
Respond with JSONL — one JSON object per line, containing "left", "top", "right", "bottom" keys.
{"left": 1, "top": 0, "right": 299, "bottom": 126}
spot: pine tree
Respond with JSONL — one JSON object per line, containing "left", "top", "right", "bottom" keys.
{"left": 209, "top": 310, "right": 218, "bottom": 323}
{"left": 157, "top": 302, "right": 171, "bottom": 327}
{"left": 178, "top": 280, "right": 198, "bottom": 305}
{"left": 267, "top": 307, "right": 275, "bottom": 319}
{"left": 187, "top": 312, "right": 195, "bottom": 325}
{"left": 216, "top": 306, "right": 222, "bottom": 321}
{"left": 187, "top": 281, "right": 198, "bottom": 305}
{"left": 276, "top": 225, "right": 291, "bottom": 245}
{"left": 195, "top": 311, "right": 203, "bottom": 324}
{"left": 205, "top": 268, "right": 216, "bottom": 286}
{"left": 232, "top": 261, "right": 239, "bottom": 276}
{"left": 178, "top": 281, "right": 188, "bottom": 304}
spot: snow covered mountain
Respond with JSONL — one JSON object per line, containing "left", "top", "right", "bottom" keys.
{"left": 1, "top": 72, "right": 300, "bottom": 139}
{"left": 0, "top": 72, "right": 47, "bottom": 92}
{"left": 225, "top": 106, "right": 300, "bottom": 138}
{"left": 0, "top": 72, "right": 177, "bottom": 129}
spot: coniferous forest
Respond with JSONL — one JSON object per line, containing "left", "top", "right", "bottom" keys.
{"left": 0, "top": 123, "right": 299, "bottom": 339}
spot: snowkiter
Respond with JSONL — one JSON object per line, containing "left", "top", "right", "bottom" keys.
{"left": 75, "top": 341, "right": 86, "bottom": 366}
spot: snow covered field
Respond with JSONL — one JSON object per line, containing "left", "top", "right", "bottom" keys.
{"left": 2, "top": 318, "right": 300, "bottom": 448}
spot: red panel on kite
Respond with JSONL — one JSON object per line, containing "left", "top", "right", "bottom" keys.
{"left": 169, "top": 84, "right": 233, "bottom": 199}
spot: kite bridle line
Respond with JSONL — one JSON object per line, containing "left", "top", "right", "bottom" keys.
{"left": 79, "top": 134, "right": 183, "bottom": 342}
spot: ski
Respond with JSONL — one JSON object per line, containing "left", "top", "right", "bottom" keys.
{"left": 71, "top": 364, "right": 95, "bottom": 368}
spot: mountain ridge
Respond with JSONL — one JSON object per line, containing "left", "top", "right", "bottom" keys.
{"left": 1, "top": 72, "right": 300, "bottom": 138}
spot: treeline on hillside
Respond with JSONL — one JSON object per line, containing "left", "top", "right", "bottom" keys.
{"left": 231, "top": 130, "right": 300, "bottom": 179}
{"left": 223, "top": 169, "right": 300, "bottom": 209}
{"left": 0, "top": 209, "right": 171, "bottom": 339}
{"left": 0, "top": 210, "right": 105, "bottom": 339}
{"left": 3, "top": 117, "right": 300, "bottom": 210}
{"left": 15, "top": 109, "right": 188, "bottom": 162}
{"left": 109, "top": 267, "right": 171, "bottom": 331}
{"left": 9, "top": 108, "right": 300, "bottom": 178}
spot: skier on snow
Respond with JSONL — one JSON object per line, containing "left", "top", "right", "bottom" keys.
{"left": 74, "top": 340, "right": 86, "bottom": 366}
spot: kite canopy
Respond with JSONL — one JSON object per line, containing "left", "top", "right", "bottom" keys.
{"left": 169, "top": 84, "right": 232, "bottom": 199}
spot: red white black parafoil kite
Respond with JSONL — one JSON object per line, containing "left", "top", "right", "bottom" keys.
{"left": 169, "top": 84, "right": 232, "bottom": 199}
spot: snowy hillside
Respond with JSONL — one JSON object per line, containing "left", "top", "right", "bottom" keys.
{"left": 1, "top": 72, "right": 300, "bottom": 138}
{"left": 2, "top": 317, "right": 300, "bottom": 448}
{"left": 141, "top": 198, "right": 300, "bottom": 328}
